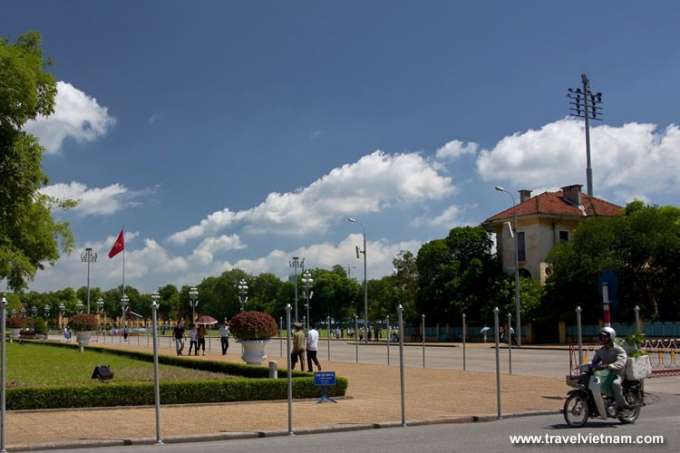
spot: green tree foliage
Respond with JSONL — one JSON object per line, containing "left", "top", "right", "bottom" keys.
{"left": 0, "top": 31, "right": 74, "bottom": 290}
{"left": 544, "top": 202, "right": 680, "bottom": 322}
{"left": 416, "top": 226, "right": 504, "bottom": 323}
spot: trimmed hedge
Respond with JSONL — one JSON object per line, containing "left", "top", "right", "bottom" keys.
{"left": 9, "top": 341, "right": 347, "bottom": 410}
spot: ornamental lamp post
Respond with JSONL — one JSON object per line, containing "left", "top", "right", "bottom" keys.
{"left": 96, "top": 297, "right": 105, "bottom": 313}
{"left": 346, "top": 217, "right": 368, "bottom": 344}
{"left": 58, "top": 303, "right": 65, "bottom": 329}
{"left": 494, "top": 186, "right": 522, "bottom": 347}
{"left": 80, "top": 247, "right": 98, "bottom": 313}
{"left": 289, "top": 257, "right": 304, "bottom": 322}
{"left": 20, "top": 306, "right": 26, "bottom": 317}
{"left": 31, "top": 306, "right": 38, "bottom": 318}
{"left": 75, "top": 300, "right": 84, "bottom": 314}
{"left": 188, "top": 287, "right": 199, "bottom": 322}
{"left": 237, "top": 279, "right": 249, "bottom": 312}
{"left": 301, "top": 270, "right": 314, "bottom": 330}
{"left": 120, "top": 294, "right": 129, "bottom": 329}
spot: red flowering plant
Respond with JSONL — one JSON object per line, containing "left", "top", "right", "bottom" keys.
{"left": 7, "top": 316, "right": 27, "bottom": 329}
{"left": 68, "top": 314, "right": 98, "bottom": 332}
{"left": 229, "top": 311, "right": 278, "bottom": 341}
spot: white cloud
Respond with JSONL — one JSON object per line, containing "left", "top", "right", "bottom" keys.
{"left": 410, "top": 205, "right": 462, "bottom": 228}
{"left": 435, "top": 139, "right": 479, "bottom": 161}
{"left": 191, "top": 234, "right": 246, "bottom": 265}
{"left": 40, "top": 181, "right": 154, "bottom": 216}
{"left": 169, "top": 150, "right": 454, "bottom": 244}
{"left": 30, "top": 232, "right": 419, "bottom": 292}
{"left": 220, "top": 234, "right": 422, "bottom": 281}
{"left": 24, "top": 81, "right": 115, "bottom": 153}
{"left": 476, "top": 118, "right": 680, "bottom": 199}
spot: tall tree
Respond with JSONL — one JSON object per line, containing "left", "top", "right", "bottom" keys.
{"left": 0, "top": 31, "right": 74, "bottom": 290}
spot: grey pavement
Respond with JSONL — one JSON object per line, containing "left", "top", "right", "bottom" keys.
{"left": 46, "top": 393, "right": 680, "bottom": 453}
{"left": 61, "top": 334, "right": 680, "bottom": 394}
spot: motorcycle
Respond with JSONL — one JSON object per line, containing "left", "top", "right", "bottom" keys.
{"left": 563, "top": 364, "right": 643, "bottom": 427}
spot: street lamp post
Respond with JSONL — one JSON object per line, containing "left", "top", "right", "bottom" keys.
{"left": 188, "top": 287, "right": 199, "bottom": 322}
{"left": 31, "top": 305, "right": 38, "bottom": 318}
{"left": 75, "top": 300, "right": 84, "bottom": 314}
{"left": 495, "top": 186, "right": 522, "bottom": 347}
{"left": 289, "top": 257, "right": 304, "bottom": 322}
{"left": 301, "top": 270, "right": 313, "bottom": 331}
{"left": 237, "top": 279, "right": 248, "bottom": 312}
{"left": 347, "top": 217, "right": 368, "bottom": 344}
{"left": 80, "top": 247, "right": 98, "bottom": 314}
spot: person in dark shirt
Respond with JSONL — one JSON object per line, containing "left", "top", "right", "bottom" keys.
{"left": 173, "top": 320, "right": 185, "bottom": 355}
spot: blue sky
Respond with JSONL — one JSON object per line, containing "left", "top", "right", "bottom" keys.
{"left": 3, "top": 1, "right": 680, "bottom": 291}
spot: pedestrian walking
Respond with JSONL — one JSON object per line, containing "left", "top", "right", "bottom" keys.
{"left": 219, "top": 318, "right": 230, "bottom": 355}
{"left": 188, "top": 324, "right": 198, "bottom": 356}
{"left": 307, "top": 322, "right": 322, "bottom": 371}
{"left": 197, "top": 323, "right": 206, "bottom": 355}
{"left": 291, "top": 322, "right": 306, "bottom": 371}
{"left": 123, "top": 325, "right": 129, "bottom": 342}
{"left": 173, "top": 320, "right": 185, "bottom": 355}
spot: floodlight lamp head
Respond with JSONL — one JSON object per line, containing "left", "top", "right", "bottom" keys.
{"left": 346, "top": 217, "right": 357, "bottom": 223}
{"left": 494, "top": 186, "right": 505, "bottom": 192}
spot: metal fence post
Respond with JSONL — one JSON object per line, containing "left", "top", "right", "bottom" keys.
{"left": 494, "top": 307, "right": 501, "bottom": 419}
{"left": 386, "top": 315, "right": 390, "bottom": 366}
{"left": 1, "top": 296, "right": 7, "bottom": 453}
{"left": 421, "top": 314, "right": 426, "bottom": 368}
{"left": 327, "top": 315, "right": 331, "bottom": 361}
{"left": 576, "top": 306, "right": 583, "bottom": 365}
{"left": 286, "top": 304, "right": 293, "bottom": 435}
{"left": 398, "top": 304, "right": 406, "bottom": 427}
{"left": 462, "top": 313, "right": 466, "bottom": 371}
{"left": 150, "top": 294, "right": 163, "bottom": 445}
{"left": 507, "top": 312, "right": 512, "bottom": 375}
{"left": 634, "top": 305, "right": 641, "bottom": 334}
{"left": 354, "top": 315, "right": 359, "bottom": 364}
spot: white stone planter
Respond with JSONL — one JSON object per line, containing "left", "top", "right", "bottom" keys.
{"left": 239, "top": 339, "right": 270, "bottom": 365}
{"left": 10, "top": 328, "right": 21, "bottom": 340}
{"left": 76, "top": 330, "right": 94, "bottom": 347}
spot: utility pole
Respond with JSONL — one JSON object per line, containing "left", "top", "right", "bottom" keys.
{"left": 568, "top": 73, "right": 603, "bottom": 197}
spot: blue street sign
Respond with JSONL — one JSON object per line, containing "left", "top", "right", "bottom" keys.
{"left": 314, "top": 371, "right": 336, "bottom": 386}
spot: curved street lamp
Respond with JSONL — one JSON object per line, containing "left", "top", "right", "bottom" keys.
{"left": 346, "top": 217, "right": 368, "bottom": 343}
{"left": 237, "top": 279, "right": 248, "bottom": 312}
{"left": 301, "top": 270, "right": 314, "bottom": 330}
{"left": 494, "top": 186, "right": 522, "bottom": 347}
{"left": 188, "top": 287, "right": 199, "bottom": 322}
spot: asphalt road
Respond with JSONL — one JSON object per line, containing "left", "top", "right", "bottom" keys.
{"left": 74, "top": 334, "right": 680, "bottom": 394}
{"left": 48, "top": 393, "right": 679, "bottom": 453}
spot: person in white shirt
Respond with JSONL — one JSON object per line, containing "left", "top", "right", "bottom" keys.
{"left": 306, "top": 323, "right": 322, "bottom": 371}
{"left": 219, "top": 318, "right": 230, "bottom": 355}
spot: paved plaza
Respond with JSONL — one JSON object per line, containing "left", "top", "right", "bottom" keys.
{"left": 6, "top": 336, "right": 678, "bottom": 449}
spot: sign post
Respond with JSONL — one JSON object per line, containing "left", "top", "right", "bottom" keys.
{"left": 354, "top": 314, "right": 359, "bottom": 364}
{"left": 576, "top": 306, "right": 583, "bottom": 365}
{"left": 494, "top": 307, "right": 501, "bottom": 419}
{"left": 313, "top": 371, "right": 337, "bottom": 404}
{"left": 398, "top": 304, "right": 406, "bottom": 427}
{"left": 386, "top": 315, "right": 390, "bottom": 366}
{"left": 462, "top": 313, "right": 466, "bottom": 371}
{"left": 507, "top": 312, "right": 512, "bottom": 375}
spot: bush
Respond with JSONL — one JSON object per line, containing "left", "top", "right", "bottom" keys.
{"left": 7, "top": 376, "right": 348, "bottom": 410}
{"left": 9, "top": 341, "right": 348, "bottom": 409}
{"left": 34, "top": 318, "right": 47, "bottom": 335}
{"left": 7, "top": 316, "right": 27, "bottom": 329}
{"left": 68, "top": 313, "right": 98, "bottom": 331}
{"left": 230, "top": 311, "right": 278, "bottom": 340}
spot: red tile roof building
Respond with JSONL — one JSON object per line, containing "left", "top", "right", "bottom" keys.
{"left": 482, "top": 184, "right": 623, "bottom": 284}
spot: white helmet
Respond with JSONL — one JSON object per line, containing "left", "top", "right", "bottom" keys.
{"left": 600, "top": 326, "right": 616, "bottom": 342}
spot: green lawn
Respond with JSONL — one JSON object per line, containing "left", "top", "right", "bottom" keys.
{"left": 7, "top": 343, "right": 231, "bottom": 388}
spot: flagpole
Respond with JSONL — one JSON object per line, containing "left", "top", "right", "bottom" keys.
{"left": 122, "top": 227, "right": 126, "bottom": 331}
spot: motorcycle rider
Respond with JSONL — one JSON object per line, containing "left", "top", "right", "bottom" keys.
{"left": 591, "top": 326, "right": 628, "bottom": 413}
